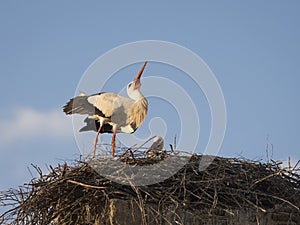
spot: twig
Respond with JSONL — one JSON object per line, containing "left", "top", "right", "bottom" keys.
{"left": 66, "top": 180, "right": 106, "bottom": 189}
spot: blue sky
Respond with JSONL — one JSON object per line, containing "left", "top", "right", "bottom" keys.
{"left": 0, "top": 1, "right": 300, "bottom": 193}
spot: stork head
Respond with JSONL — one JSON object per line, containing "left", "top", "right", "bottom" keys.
{"left": 127, "top": 61, "right": 147, "bottom": 100}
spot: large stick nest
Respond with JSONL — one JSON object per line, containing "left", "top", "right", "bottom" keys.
{"left": 1, "top": 153, "right": 300, "bottom": 224}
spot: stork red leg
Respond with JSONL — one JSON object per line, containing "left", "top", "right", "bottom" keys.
{"left": 111, "top": 129, "right": 117, "bottom": 158}
{"left": 93, "top": 124, "right": 102, "bottom": 157}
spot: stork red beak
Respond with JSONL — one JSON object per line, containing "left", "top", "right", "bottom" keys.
{"left": 133, "top": 61, "right": 147, "bottom": 82}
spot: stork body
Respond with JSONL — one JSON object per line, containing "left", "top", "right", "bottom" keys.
{"left": 63, "top": 62, "right": 148, "bottom": 157}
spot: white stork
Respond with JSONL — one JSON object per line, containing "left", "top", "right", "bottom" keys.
{"left": 63, "top": 62, "right": 148, "bottom": 158}
{"left": 146, "top": 136, "right": 165, "bottom": 158}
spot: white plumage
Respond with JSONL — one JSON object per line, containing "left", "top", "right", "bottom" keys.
{"left": 64, "top": 62, "right": 148, "bottom": 157}
{"left": 146, "top": 136, "right": 165, "bottom": 159}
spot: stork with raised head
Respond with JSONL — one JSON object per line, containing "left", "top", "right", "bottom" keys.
{"left": 63, "top": 62, "right": 148, "bottom": 158}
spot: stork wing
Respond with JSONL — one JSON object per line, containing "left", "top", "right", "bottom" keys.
{"left": 87, "top": 93, "right": 134, "bottom": 118}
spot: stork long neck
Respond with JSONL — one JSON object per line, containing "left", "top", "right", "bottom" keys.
{"left": 130, "top": 89, "right": 145, "bottom": 101}
{"left": 128, "top": 97, "right": 148, "bottom": 130}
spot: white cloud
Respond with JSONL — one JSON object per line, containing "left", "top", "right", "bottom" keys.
{"left": 0, "top": 107, "right": 73, "bottom": 147}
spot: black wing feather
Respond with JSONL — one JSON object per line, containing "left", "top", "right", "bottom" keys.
{"left": 63, "top": 93, "right": 109, "bottom": 118}
{"left": 79, "top": 117, "right": 113, "bottom": 133}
